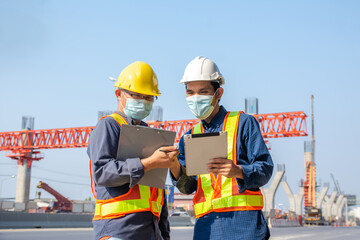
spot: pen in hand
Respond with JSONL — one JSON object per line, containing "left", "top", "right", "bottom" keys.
{"left": 159, "top": 149, "right": 172, "bottom": 153}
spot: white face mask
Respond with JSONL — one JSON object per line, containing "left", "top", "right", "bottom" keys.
{"left": 186, "top": 92, "right": 217, "bottom": 120}
{"left": 123, "top": 98, "right": 153, "bottom": 120}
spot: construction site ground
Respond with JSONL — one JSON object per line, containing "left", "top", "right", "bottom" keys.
{"left": 1, "top": 226, "right": 360, "bottom": 240}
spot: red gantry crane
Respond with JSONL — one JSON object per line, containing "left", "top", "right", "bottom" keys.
{"left": 0, "top": 111, "right": 307, "bottom": 205}
{"left": 0, "top": 111, "right": 307, "bottom": 165}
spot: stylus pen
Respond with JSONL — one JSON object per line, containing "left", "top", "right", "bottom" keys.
{"left": 160, "top": 150, "right": 183, "bottom": 155}
{"left": 159, "top": 150, "right": 172, "bottom": 153}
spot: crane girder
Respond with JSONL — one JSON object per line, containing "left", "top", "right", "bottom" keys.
{"left": 0, "top": 111, "right": 308, "bottom": 164}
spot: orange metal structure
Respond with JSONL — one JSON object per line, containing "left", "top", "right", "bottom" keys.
{"left": 254, "top": 111, "right": 307, "bottom": 139}
{"left": 303, "top": 161, "right": 316, "bottom": 208}
{"left": 303, "top": 95, "right": 319, "bottom": 217}
{"left": 0, "top": 111, "right": 307, "bottom": 166}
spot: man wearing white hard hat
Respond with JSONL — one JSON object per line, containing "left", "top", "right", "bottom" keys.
{"left": 169, "top": 56, "right": 273, "bottom": 240}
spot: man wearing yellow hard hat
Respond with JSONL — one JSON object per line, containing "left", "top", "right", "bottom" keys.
{"left": 169, "top": 56, "right": 273, "bottom": 240}
{"left": 88, "top": 61, "right": 178, "bottom": 240}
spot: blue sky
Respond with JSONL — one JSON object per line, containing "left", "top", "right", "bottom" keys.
{"left": 0, "top": 1, "right": 359, "bottom": 209}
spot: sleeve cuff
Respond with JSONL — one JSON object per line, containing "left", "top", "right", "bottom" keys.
{"left": 239, "top": 164, "right": 254, "bottom": 190}
{"left": 170, "top": 165, "right": 184, "bottom": 186}
{"left": 127, "top": 158, "right": 145, "bottom": 188}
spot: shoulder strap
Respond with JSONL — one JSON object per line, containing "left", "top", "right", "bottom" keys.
{"left": 100, "top": 112, "right": 128, "bottom": 126}
{"left": 192, "top": 122, "right": 203, "bottom": 134}
{"left": 223, "top": 111, "right": 242, "bottom": 162}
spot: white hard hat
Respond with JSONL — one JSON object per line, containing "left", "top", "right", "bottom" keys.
{"left": 180, "top": 56, "right": 224, "bottom": 85}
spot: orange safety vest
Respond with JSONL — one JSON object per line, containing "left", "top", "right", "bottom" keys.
{"left": 192, "top": 111, "right": 263, "bottom": 219}
{"left": 89, "top": 113, "right": 164, "bottom": 221}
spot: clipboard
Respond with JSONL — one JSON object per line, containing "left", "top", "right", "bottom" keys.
{"left": 117, "top": 124, "right": 176, "bottom": 189}
{"left": 184, "top": 131, "right": 227, "bottom": 176}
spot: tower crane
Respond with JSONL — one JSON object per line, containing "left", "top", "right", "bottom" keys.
{"left": 303, "top": 95, "right": 325, "bottom": 225}
{"left": 330, "top": 173, "right": 342, "bottom": 194}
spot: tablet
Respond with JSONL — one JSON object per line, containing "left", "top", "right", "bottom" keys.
{"left": 184, "top": 131, "right": 227, "bottom": 176}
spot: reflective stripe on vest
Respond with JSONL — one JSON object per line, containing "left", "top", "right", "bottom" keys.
{"left": 192, "top": 111, "right": 263, "bottom": 219}
{"left": 90, "top": 113, "right": 164, "bottom": 220}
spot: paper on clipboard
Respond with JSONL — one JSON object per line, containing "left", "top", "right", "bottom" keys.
{"left": 116, "top": 124, "right": 176, "bottom": 189}
{"left": 184, "top": 131, "right": 227, "bottom": 176}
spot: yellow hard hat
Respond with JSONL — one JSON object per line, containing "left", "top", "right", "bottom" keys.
{"left": 114, "top": 61, "right": 161, "bottom": 96}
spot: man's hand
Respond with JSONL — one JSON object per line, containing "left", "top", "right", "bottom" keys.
{"left": 207, "top": 158, "right": 244, "bottom": 179}
{"left": 141, "top": 146, "right": 180, "bottom": 172}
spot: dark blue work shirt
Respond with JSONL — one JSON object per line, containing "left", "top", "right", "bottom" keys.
{"left": 171, "top": 106, "right": 273, "bottom": 240}
{"left": 87, "top": 111, "right": 170, "bottom": 240}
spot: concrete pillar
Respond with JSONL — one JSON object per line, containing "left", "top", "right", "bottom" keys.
{"left": 338, "top": 197, "right": 348, "bottom": 221}
{"left": 280, "top": 180, "right": 303, "bottom": 216}
{"left": 323, "top": 191, "right": 337, "bottom": 220}
{"left": 261, "top": 164, "right": 285, "bottom": 216}
{"left": 323, "top": 195, "right": 329, "bottom": 219}
{"left": 262, "top": 187, "right": 267, "bottom": 216}
{"left": 15, "top": 160, "right": 32, "bottom": 204}
{"left": 294, "top": 188, "right": 304, "bottom": 216}
{"left": 345, "top": 198, "right": 348, "bottom": 223}
{"left": 15, "top": 131, "right": 33, "bottom": 205}
{"left": 316, "top": 186, "right": 329, "bottom": 209}
{"left": 333, "top": 194, "right": 344, "bottom": 218}
{"left": 280, "top": 180, "right": 295, "bottom": 212}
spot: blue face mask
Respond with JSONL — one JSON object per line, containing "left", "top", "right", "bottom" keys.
{"left": 123, "top": 98, "right": 153, "bottom": 120}
{"left": 186, "top": 93, "right": 217, "bottom": 120}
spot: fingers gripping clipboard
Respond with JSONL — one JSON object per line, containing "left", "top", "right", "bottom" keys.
{"left": 184, "top": 131, "right": 227, "bottom": 176}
